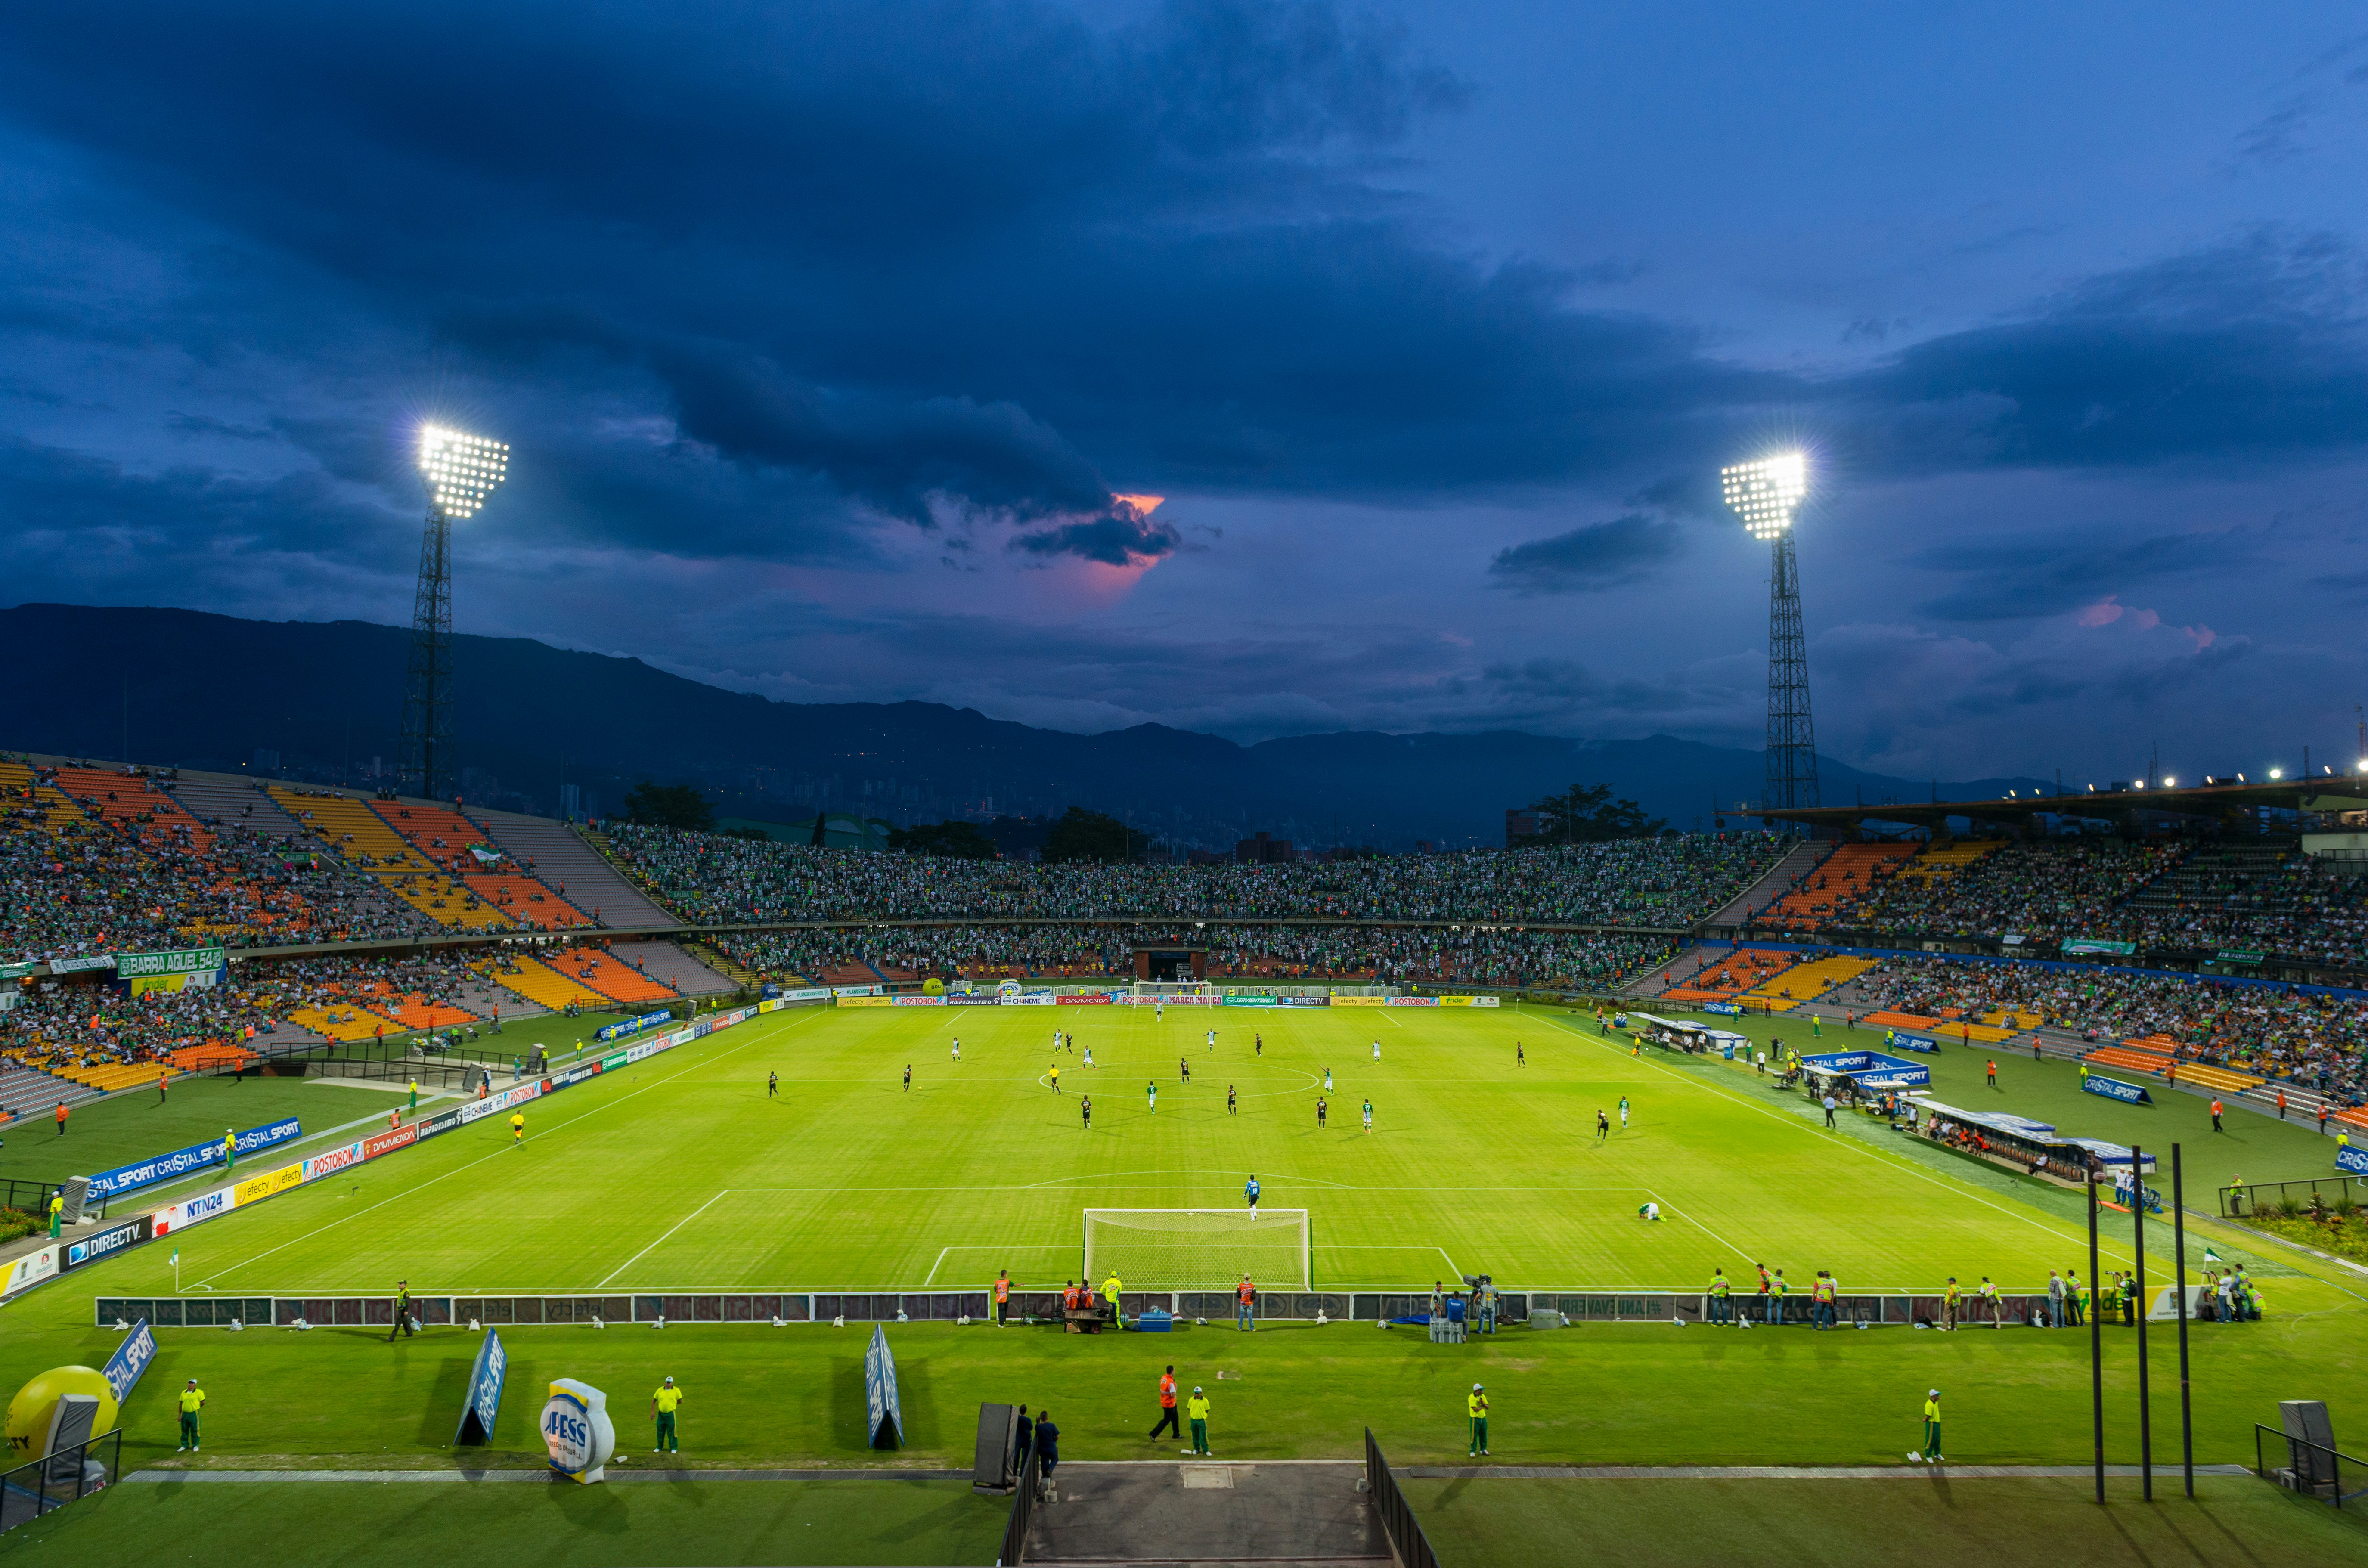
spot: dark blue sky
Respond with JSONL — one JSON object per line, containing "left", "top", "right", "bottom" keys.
{"left": 3, "top": 2, "right": 2364, "bottom": 783}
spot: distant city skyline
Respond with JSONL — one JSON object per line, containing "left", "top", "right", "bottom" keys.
{"left": 0, "top": 2, "right": 2363, "bottom": 784}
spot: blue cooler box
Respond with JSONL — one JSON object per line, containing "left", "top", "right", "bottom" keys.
{"left": 1136, "top": 1308, "right": 1173, "bottom": 1332}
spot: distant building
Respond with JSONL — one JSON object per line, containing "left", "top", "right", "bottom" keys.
{"left": 1504, "top": 809, "right": 1540, "bottom": 847}
{"left": 1235, "top": 830, "right": 1293, "bottom": 864}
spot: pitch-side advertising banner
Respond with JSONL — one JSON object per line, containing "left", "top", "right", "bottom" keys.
{"left": 2082, "top": 1075, "right": 2153, "bottom": 1106}
{"left": 63, "top": 1215, "right": 151, "bottom": 1272}
{"left": 2, "top": 1245, "right": 59, "bottom": 1299}
{"left": 103, "top": 1319, "right": 158, "bottom": 1403}
{"left": 1385, "top": 996, "right": 1438, "bottom": 1007}
{"left": 837, "top": 995, "right": 893, "bottom": 1007}
{"left": 1330, "top": 995, "right": 1385, "bottom": 1007}
{"left": 87, "top": 1116, "right": 302, "bottom": 1197}
{"left": 1057, "top": 993, "right": 1113, "bottom": 1004}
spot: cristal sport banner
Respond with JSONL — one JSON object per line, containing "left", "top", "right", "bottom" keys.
{"left": 14, "top": 1004, "right": 761, "bottom": 1299}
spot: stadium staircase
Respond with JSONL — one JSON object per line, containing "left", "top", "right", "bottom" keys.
{"left": 611, "top": 940, "right": 739, "bottom": 997}
{"left": 1615, "top": 944, "right": 1727, "bottom": 997}
{"left": 1706, "top": 840, "right": 1830, "bottom": 927}
{"left": 170, "top": 777, "right": 310, "bottom": 839}
{"left": 541, "top": 947, "right": 679, "bottom": 1005}
{"left": 459, "top": 873, "right": 591, "bottom": 930}
{"left": 0, "top": 1065, "right": 101, "bottom": 1119}
{"left": 467, "top": 809, "right": 675, "bottom": 928}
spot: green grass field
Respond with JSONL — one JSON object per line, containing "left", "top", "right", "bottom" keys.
{"left": 7, "top": 999, "right": 2365, "bottom": 1565}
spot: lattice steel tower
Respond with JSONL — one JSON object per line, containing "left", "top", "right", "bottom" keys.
{"left": 1723, "top": 454, "right": 1819, "bottom": 813}
{"left": 400, "top": 426, "right": 507, "bottom": 802}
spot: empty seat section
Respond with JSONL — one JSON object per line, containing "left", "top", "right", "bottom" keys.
{"left": 479, "top": 956, "right": 613, "bottom": 1011}
{"left": 542, "top": 948, "right": 678, "bottom": 1004}
{"left": 470, "top": 811, "right": 676, "bottom": 927}
{"left": 1761, "top": 845, "right": 1917, "bottom": 929}
{"left": 1744, "top": 954, "right": 1873, "bottom": 1002}
{"left": 270, "top": 788, "right": 436, "bottom": 875}
{"left": 287, "top": 1002, "right": 410, "bottom": 1042}
{"left": 618, "top": 941, "right": 745, "bottom": 995}
{"left": 52, "top": 767, "right": 215, "bottom": 855}
{"left": 1662, "top": 947, "right": 1798, "bottom": 1001}
{"left": 460, "top": 873, "right": 590, "bottom": 928}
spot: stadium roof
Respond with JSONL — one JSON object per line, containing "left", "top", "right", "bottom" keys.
{"left": 1761, "top": 776, "right": 2368, "bottom": 836}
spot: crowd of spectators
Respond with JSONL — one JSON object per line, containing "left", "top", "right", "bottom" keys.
{"left": 1829, "top": 840, "right": 2184, "bottom": 945}
{"left": 1, "top": 768, "right": 436, "bottom": 966}
{"left": 1841, "top": 952, "right": 2368, "bottom": 1103}
{"left": 606, "top": 824, "right": 1788, "bottom": 928}
{"left": 711, "top": 920, "right": 1673, "bottom": 992}
{"left": 0, "top": 974, "right": 278, "bottom": 1078}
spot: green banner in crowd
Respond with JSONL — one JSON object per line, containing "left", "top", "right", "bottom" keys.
{"left": 2061, "top": 939, "right": 2137, "bottom": 957}
{"left": 2214, "top": 950, "right": 2265, "bottom": 965}
{"left": 115, "top": 946, "right": 228, "bottom": 979}
{"left": 0, "top": 962, "right": 32, "bottom": 981}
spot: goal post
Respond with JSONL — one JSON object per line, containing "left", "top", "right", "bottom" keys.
{"left": 1082, "top": 1209, "right": 1311, "bottom": 1290}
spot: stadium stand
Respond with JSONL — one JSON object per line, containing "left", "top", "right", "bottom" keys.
{"left": 478, "top": 954, "right": 613, "bottom": 1012}
{"left": 269, "top": 787, "right": 436, "bottom": 874}
{"left": 52, "top": 765, "right": 214, "bottom": 855}
{"left": 470, "top": 808, "right": 673, "bottom": 927}
{"left": 1759, "top": 844, "right": 1917, "bottom": 930}
{"left": 1660, "top": 947, "right": 1798, "bottom": 1001}
{"left": 605, "top": 824, "right": 1791, "bottom": 927}
{"left": 1706, "top": 839, "right": 1829, "bottom": 927}
{"left": 1744, "top": 953, "right": 1874, "bottom": 1004}
{"left": 644, "top": 939, "right": 752, "bottom": 994}
{"left": 542, "top": 946, "right": 679, "bottom": 1004}
{"left": 459, "top": 872, "right": 591, "bottom": 929}
{"left": 1836, "top": 838, "right": 2183, "bottom": 947}
{"left": 1891, "top": 839, "right": 2000, "bottom": 884}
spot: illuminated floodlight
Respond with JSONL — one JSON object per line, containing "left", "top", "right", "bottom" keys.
{"left": 2269, "top": 768, "right": 2284, "bottom": 780}
{"left": 1722, "top": 452, "right": 1809, "bottom": 541}
{"left": 418, "top": 425, "right": 509, "bottom": 518}
{"left": 2134, "top": 781, "right": 2146, "bottom": 790}
{"left": 2164, "top": 776, "right": 2178, "bottom": 787}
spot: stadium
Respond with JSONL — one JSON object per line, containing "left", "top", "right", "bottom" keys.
{"left": 5, "top": 9, "right": 2368, "bottom": 1568}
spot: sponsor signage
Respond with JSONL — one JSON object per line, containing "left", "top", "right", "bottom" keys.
{"left": 1385, "top": 996, "right": 1439, "bottom": 1007}
{"left": 837, "top": 995, "right": 893, "bottom": 1008}
{"left": 947, "top": 994, "right": 1001, "bottom": 1006}
{"left": 301, "top": 1141, "right": 366, "bottom": 1181}
{"left": 542, "top": 1379, "right": 615, "bottom": 1484}
{"left": 2063, "top": 939, "right": 2138, "bottom": 957}
{"left": 87, "top": 1116, "right": 302, "bottom": 1197}
{"left": 553, "top": 1063, "right": 602, "bottom": 1089}
{"left": 764, "top": 988, "right": 830, "bottom": 1007}
{"left": 234, "top": 1162, "right": 305, "bottom": 1207}
{"left": 1701, "top": 1001, "right": 1743, "bottom": 1016}
{"left": 1330, "top": 995, "right": 1385, "bottom": 1007}
{"left": 2338, "top": 1143, "right": 2368, "bottom": 1176}
{"left": 363, "top": 1125, "right": 418, "bottom": 1160}
{"left": 457, "top": 1080, "right": 544, "bottom": 1127}
{"left": 1471, "top": 995, "right": 1501, "bottom": 1007}
{"left": 1884, "top": 1032, "right": 1940, "bottom": 1054}
{"left": 1, "top": 1245, "right": 59, "bottom": 1299}
{"left": 595, "top": 1010, "right": 674, "bottom": 1043}
{"left": 48, "top": 955, "right": 115, "bottom": 974}
{"left": 1279, "top": 995, "right": 1329, "bottom": 1007}
{"left": 2083, "top": 1074, "right": 2153, "bottom": 1105}
{"left": 832, "top": 984, "right": 883, "bottom": 997}
{"left": 63, "top": 1215, "right": 151, "bottom": 1271}
{"left": 893, "top": 995, "right": 946, "bottom": 1007}
{"left": 102, "top": 1320, "right": 158, "bottom": 1404}
{"left": 115, "top": 946, "right": 226, "bottom": 979}
{"left": 864, "top": 1325, "right": 903, "bottom": 1449}
{"left": 1002, "top": 992, "right": 1055, "bottom": 1006}
{"left": 151, "top": 1186, "right": 232, "bottom": 1236}
{"left": 0, "top": 961, "right": 33, "bottom": 981}
{"left": 1057, "top": 993, "right": 1113, "bottom": 1004}
{"left": 1801, "top": 1050, "right": 1932, "bottom": 1088}
{"left": 455, "top": 1328, "right": 508, "bottom": 1445}
{"left": 2214, "top": 950, "right": 2265, "bottom": 966}
{"left": 1222, "top": 995, "right": 1277, "bottom": 1007}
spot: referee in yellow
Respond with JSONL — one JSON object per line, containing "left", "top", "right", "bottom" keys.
{"left": 652, "top": 1376, "right": 683, "bottom": 1453}
{"left": 1912, "top": 1388, "right": 1943, "bottom": 1464}
{"left": 1467, "top": 1383, "right": 1489, "bottom": 1456}
{"left": 176, "top": 1379, "right": 206, "bottom": 1451}
{"left": 1185, "top": 1385, "right": 1213, "bottom": 1455}
{"left": 510, "top": 1110, "right": 525, "bottom": 1146}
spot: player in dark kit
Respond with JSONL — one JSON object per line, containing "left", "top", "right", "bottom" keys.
{"left": 1255, "top": 1033, "right": 1263, "bottom": 1056}
{"left": 1227, "top": 1084, "right": 1237, "bottom": 1114}
{"left": 903, "top": 1065, "right": 912, "bottom": 1091}
{"left": 767, "top": 1071, "right": 778, "bottom": 1098}
{"left": 1180, "top": 1057, "right": 1190, "bottom": 1083}
{"left": 1596, "top": 1109, "right": 1610, "bottom": 1141}
{"left": 1081, "top": 1095, "right": 1091, "bottom": 1129}
{"left": 1516, "top": 1041, "right": 1524, "bottom": 1066}
{"left": 1316, "top": 1097, "right": 1327, "bottom": 1128}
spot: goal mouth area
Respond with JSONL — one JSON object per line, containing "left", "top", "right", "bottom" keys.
{"left": 1082, "top": 1207, "right": 1312, "bottom": 1292}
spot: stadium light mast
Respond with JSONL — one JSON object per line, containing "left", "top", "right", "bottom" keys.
{"left": 400, "top": 425, "right": 508, "bottom": 803}
{"left": 1723, "top": 452, "right": 1819, "bottom": 815}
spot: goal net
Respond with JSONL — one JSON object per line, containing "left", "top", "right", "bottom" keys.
{"left": 1131, "top": 980, "right": 1217, "bottom": 998}
{"left": 1082, "top": 1208, "right": 1311, "bottom": 1290}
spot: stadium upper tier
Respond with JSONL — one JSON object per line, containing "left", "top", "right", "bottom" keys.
{"left": 3, "top": 761, "right": 443, "bottom": 963}
{"left": 604, "top": 826, "right": 1793, "bottom": 927}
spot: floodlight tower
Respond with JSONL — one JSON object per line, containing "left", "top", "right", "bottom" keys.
{"left": 1722, "top": 453, "right": 1819, "bottom": 813}
{"left": 400, "top": 425, "right": 508, "bottom": 803}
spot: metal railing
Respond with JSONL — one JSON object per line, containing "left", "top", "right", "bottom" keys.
{"left": 2219, "top": 1175, "right": 2365, "bottom": 1218}
{"left": 1364, "top": 1429, "right": 1440, "bottom": 1568}
{"left": 1, "top": 1180, "right": 106, "bottom": 1222}
{"left": 995, "top": 1447, "right": 1040, "bottom": 1565}
{"left": 0, "top": 1428, "right": 121, "bottom": 1534}
{"left": 2255, "top": 1424, "right": 2368, "bottom": 1508}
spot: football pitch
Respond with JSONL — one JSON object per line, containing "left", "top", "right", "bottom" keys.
{"left": 12, "top": 1001, "right": 2368, "bottom": 1566}
{"left": 65, "top": 1003, "right": 2175, "bottom": 1299}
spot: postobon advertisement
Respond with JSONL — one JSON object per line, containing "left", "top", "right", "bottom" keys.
{"left": 541, "top": 1379, "right": 614, "bottom": 1484}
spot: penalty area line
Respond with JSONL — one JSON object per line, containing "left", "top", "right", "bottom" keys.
{"left": 598, "top": 1189, "right": 733, "bottom": 1289}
